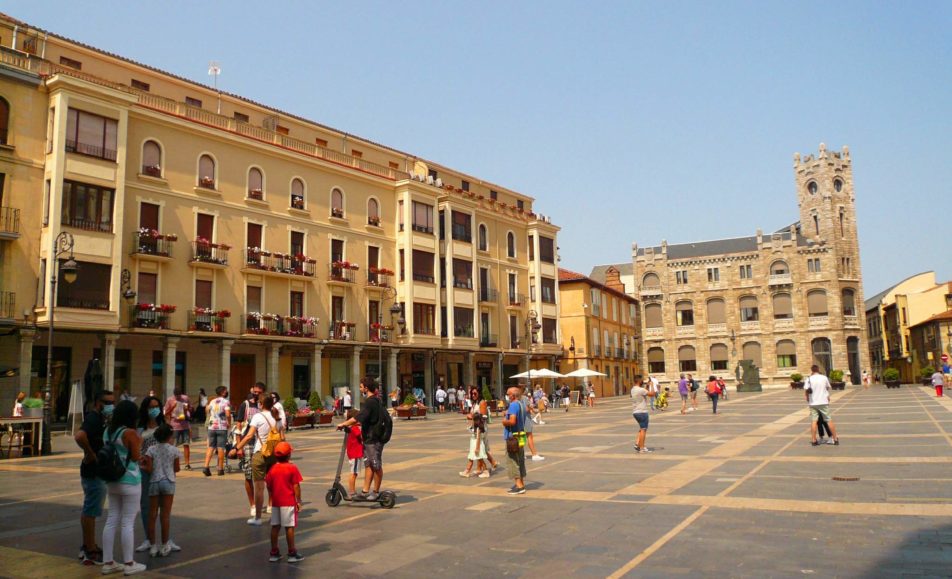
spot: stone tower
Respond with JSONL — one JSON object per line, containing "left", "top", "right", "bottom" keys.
{"left": 793, "top": 143, "right": 858, "bottom": 260}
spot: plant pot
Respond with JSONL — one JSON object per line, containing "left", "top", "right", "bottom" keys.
{"left": 885, "top": 380, "right": 901, "bottom": 389}
{"left": 290, "top": 414, "right": 315, "bottom": 429}
{"left": 317, "top": 412, "right": 334, "bottom": 425}
{"left": 831, "top": 381, "right": 846, "bottom": 391}
{"left": 23, "top": 407, "right": 43, "bottom": 418}
{"left": 790, "top": 381, "right": 804, "bottom": 390}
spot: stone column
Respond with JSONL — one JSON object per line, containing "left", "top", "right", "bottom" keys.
{"left": 465, "top": 351, "right": 475, "bottom": 387}
{"left": 424, "top": 349, "right": 434, "bottom": 408}
{"left": 18, "top": 328, "right": 36, "bottom": 396}
{"left": 220, "top": 339, "right": 235, "bottom": 391}
{"left": 162, "top": 337, "right": 180, "bottom": 399}
{"left": 388, "top": 348, "right": 400, "bottom": 401}
{"left": 102, "top": 334, "right": 119, "bottom": 393}
{"left": 266, "top": 344, "right": 281, "bottom": 392}
{"left": 311, "top": 345, "right": 324, "bottom": 399}
{"left": 351, "top": 345, "right": 363, "bottom": 410}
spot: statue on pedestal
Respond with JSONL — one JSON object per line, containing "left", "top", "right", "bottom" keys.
{"left": 735, "top": 359, "right": 763, "bottom": 392}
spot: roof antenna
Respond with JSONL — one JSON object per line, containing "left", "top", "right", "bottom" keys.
{"left": 208, "top": 61, "right": 221, "bottom": 114}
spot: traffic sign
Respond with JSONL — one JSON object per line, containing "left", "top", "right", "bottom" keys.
{"left": 941, "top": 354, "right": 949, "bottom": 362}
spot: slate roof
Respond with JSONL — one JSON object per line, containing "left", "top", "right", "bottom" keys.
{"left": 588, "top": 263, "right": 632, "bottom": 284}
{"left": 633, "top": 230, "right": 806, "bottom": 260}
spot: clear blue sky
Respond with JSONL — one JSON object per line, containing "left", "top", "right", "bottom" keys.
{"left": 13, "top": 2, "right": 952, "bottom": 297}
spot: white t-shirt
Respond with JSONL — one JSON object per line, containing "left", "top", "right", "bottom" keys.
{"left": 273, "top": 401, "right": 286, "bottom": 427}
{"left": 249, "top": 412, "right": 280, "bottom": 454}
{"left": 146, "top": 442, "right": 183, "bottom": 483}
{"left": 436, "top": 388, "right": 446, "bottom": 402}
{"left": 13, "top": 401, "right": 22, "bottom": 417}
{"left": 343, "top": 394, "right": 353, "bottom": 407}
{"left": 806, "top": 374, "right": 832, "bottom": 406}
{"left": 631, "top": 386, "right": 649, "bottom": 414}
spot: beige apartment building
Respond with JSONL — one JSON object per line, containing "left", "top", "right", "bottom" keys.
{"left": 0, "top": 14, "right": 561, "bottom": 416}
{"left": 595, "top": 144, "right": 869, "bottom": 387}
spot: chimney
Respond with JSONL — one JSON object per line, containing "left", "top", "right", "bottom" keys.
{"left": 604, "top": 267, "right": 624, "bottom": 293}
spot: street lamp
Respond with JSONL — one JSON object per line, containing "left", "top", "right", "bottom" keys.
{"left": 374, "top": 286, "right": 405, "bottom": 391}
{"left": 120, "top": 268, "right": 137, "bottom": 303}
{"left": 525, "top": 310, "right": 541, "bottom": 384}
{"left": 43, "top": 232, "right": 78, "bottom": 455}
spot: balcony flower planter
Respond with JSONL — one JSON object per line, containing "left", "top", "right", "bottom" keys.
{"left": 291, "top": 197, "right": 305, "bottom": 209}
{"left": 247, "top": 189, "right": 264, "bottom": 200}
{"left": 143, "top": 165, "right": 162, "bottom": 177}
{"left": 367, "top": 216, "right": 381, "bottom": 226}
{"left": 332, "top": 261, "right": 359, "bottom": 271}
{"left": 331, "top": 209, "right": 344, "bottom": 218}
{"left": 199, "top": 177, "right": 215, "bottom": 188}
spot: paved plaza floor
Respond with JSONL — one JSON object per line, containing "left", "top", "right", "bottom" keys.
{"left": 1, "top": 386, "right": 951, "bottom": 578}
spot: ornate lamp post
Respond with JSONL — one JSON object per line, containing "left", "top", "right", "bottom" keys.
{"left": 120, "top": 268, "right": 137, "bottom": 303}
{"left": 374, "top": 286, "right": 405, "bottom": 391}
{"left": 525, "top": 310, "right": 541, "bottom": 385}
{"left": 43, "top": 232, "right": 78, "bottom": 456}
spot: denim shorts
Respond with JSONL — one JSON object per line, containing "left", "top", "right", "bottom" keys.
{"left": 174, "top": 429, "right": 191, "bottom": 446}
{"left": 207, "top": 429, "right": 228, "bottom": 449}
{"left": 148, "top": 479, "right": 176, "bottom": 497}
{"left": 81, "top": 476, "right": 106, "bottom": 517}
{"left": 633, "top": 412, "right": 649, "bottom": 430}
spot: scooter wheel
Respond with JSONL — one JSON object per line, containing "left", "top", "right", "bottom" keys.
{"left": 325, "top": 489, "right": 342, "bottom": 507}
{"left": 379, "top": 491, "right": 396, "bottom": 509}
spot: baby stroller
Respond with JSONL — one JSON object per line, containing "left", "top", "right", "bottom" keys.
{"left": 655, "top": 388, "right": 670, "bottom": 411}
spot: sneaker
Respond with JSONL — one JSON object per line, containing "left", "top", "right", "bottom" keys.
{"left": 101, "top": 562, "right": 124, "bottom": 575}
{"left": 82, "top": 548, "right": 104, "bottom": 566}
{"left": 354, "top": 491, "right": 369, "bottom": 500}
{"left": 825, "top": 439, "right": 836, "bottom": 445}
{"left": 166, "top": 540, "right": 181, "bottom": 552}
{"left": 203, "top": 467, "right": 212, "bottom": 477}
{"left": 123, "top": 562, "right": 147, "bottom": 576}
{"left": 183, "top": 464, "right": 192, "bottom": 471}
{"left": 507, "top": 486, "right": 526, "bottom": 495}
{"left": 217, "top": 469, "right": 225, "bottom": 476}
{"left": 833, "top": 439, "right": 840, "bottom": 446}
{"left": 634, "top": 445, "right": 642, "bottom": 452}
{"left": 538, "top": 421, "right": 546, "bottom": 425}
{"left": 365, "top": 491, "right": 379, "bottom": 502}
{"left": 640, "top": 447, "right": 653, "bottom": 454}
{"left": 531, "top": 455, "right": 545, "bottom": 461}
{"left": 459, "top": 471, "right": 473, "bottom": 478}
{"left": 149, "top": 545, "right": 159, "bottom": 558}
{"left": 159, "top": 543, "right": 172, "bottom": 557}
{"left": 269, "top": 550, "right": 282, "bottom": 563}
{"left": 246, "top": 517, "right": 263, "bottom": 526}
{"left": 811, "top": 441, "right": 820, "bottom": 447}
{"left": 134, "top": 541, "right": 151, "bottom": 553}
{"left": 477, "top": 471, "right": 490, "bottom": 478}
{"left": 287, "top": 551, "right": 305, "bottom": 563}
{"left": 264, "top": 505, "right": 272, "bottom": 514}
{"left": 250, "top": 506, "right": 257, "bottom": 517}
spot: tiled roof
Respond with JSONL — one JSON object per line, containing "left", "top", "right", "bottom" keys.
{"left": 909, "top": 309, "right": 952, "bottom": 329}
{"left": 558, "top": 268, "right": 588, "bottom": 282}
{"left": 558, "top": 268, "right": 636, "bottom": 303}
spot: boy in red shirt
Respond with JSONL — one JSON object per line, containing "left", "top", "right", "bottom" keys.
{"left": 343, "top": 409, "right": 364, "bottom": 498}
{"left": 265, "top": 441, "right": 304, "bottom": 563}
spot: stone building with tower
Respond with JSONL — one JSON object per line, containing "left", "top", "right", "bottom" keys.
{"left": 595, "top": 144, "right": 869, "bottom": 387}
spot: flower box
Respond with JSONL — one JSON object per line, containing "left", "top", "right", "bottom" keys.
{"left": 395, "top": 405, "right": 427, "bottom": 420}
{"left": 143, "top": 165, "right": 162, "bottom": 177}
{"left": 199, "top": 177, "right": 215, "bottom": 188}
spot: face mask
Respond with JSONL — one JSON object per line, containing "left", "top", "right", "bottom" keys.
{"left": 102, "top": 404, "right": 115, "bottom": 417}
{"left": 148, "top": 407, "right": 161, "bottom": 419}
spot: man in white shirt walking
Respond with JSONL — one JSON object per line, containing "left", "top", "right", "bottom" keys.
{"left": 805, "top": 365, "right": 839, "bottom": 446}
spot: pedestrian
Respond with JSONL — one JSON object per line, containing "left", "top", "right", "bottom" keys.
{"left": 447, "top": 385, "right": 457, "bottom": 412}
{"left": 630, "top": 376, "right": 654, "bottom": 453}
{"left": 12, "top": 391, "right": 24, "bottom": 417}
{"left": 806, "top": 365, "right": 840, "bottom": 446}
{"left": 100, "top": 400, "right": 146, "bottom": 575}
{"left": 587, "top": 383, "right": 596, "bottom": 407}
{"left": 457, "top": 386, "right": 467, "bottom": 412}
{"left": 460, "top": 403, "right": 490, "bottom": 478}
{"left": 142, "top": 424, "right": 181, "bottom": 558}
{"left": 342, "top": 410, "right": 364, "bottom": 498}
{"left": 203, "top": 386, "right": 231, "bottom": 477}
{"left": 649, "top": 375, "right": 661, "bottom": 410}
{"left": 235, "top": 383, "right": 264, "bottom": 517}
{"left": 195, "top": 388, "right": 208, "bottom": 425}
{"left": 136, "top": 396, "right": 178, "bottom": 555}
{"left": 163, "top": 388, "right": 192, "bottom": 470}
{"left": 270, "top": 392, "right": 287, "bottom": 430}
{"left": 436, "top": 384, "right": 447, "bottom": 413}
{"left": 931, "top": 368, "right": 945, "bottom": 397}
{"left": 816, "top": 409, "right": 834, "bottom": 443}
{"left": 519, "top": 387, "right": 545, "bottom": 461}
{"left": 388, "top": 388, "right": 400, "bottom": 416}
{"left": 716, "top": 376, "right": 727, "bottom": 400}
{"left": 342, "top": 390, "right": 353, "bottom": 413}
{"left": 265, "top": 442, "right": 304, "bottom": 563}
{"left": 862, "top": 370, "right": 871, "bottom": 389}
{"left": 75, "top": 390, "right": 114, "bottom": 566}
{"left": 705, "top": 375, "right": 722, "bottom": 414}
{"left": 688, "top": 374, "right": 699, "bottom": 411}
{"left": 645, "top": 378, "right": 658, "bottom": 412}
{"left": 236, "top": 394, "right": 285, "bottom": 525}
{"left": 502, "top": 387, "right": 527, "bottom": 495}
{"left": 678, "top": 374, "right": 689, "bottom": 415}
{"left": 560, "top": 383, "right": 571, "bottom": 412}
{"left": 337, "top": 376, "right": 388, "bottom": 500}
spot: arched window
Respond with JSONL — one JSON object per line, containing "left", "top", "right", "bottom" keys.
{"left": 247, "top": 167, "right": 264, "bottom": 199}
{"left": 647, "top": 347, "right": 665, "bottom": 373}
{"left": 706, "top": 298, "right": 726, "bottom": 325}
{"left": 742, "top": 342, "right": 762, "bottom": 368}
{"left": 367, "top": 198, "right": 380, "bottom": 226}
{"left": 290, "top": 178, "right": 305, "bottom": 209}
{"left": 770, "top": 260, "right": 789, "bottom": 275}
{"left": 142, "top": 140, "right": 162, "bottom": 176}
{"left": 0, "top": 97, "right": 8, "bottom": 145}
{"left": 710, "top": 343, "right": 729, "bottom": 370}
{"left": 198, "top": 154, "right": 216, "bottom": 188}
{"left": 642, "top": 272, "right": 660, "bottom": 289}
{"left": 675, "top": 300, "right": 694, "bottom": 326}
{"left": 772, "top": 292, "right": 793, "bottom": 319}
{"left": 807, "top": 181, "right": 818, "bottom": 195}
{"left": 811, "top": 338, "right": 832, "bottom": 374}
{"left": 739, "top": 295, "right": 759, "bottom": 322}
{"left": 678, "top": 345, "right": 697, "bottom": 372}
{"left": 842, "top": 289, "right": 856, "bottom": 316}
{"left": 331, "top": 188, "right": 344, "bottom": 218}
{"left": 507, "top": 232, "right": 515, "bottom": 258}
{"left": 833, "top": 178, "right": 843, "bottom": 193}
{"left": 644, "top": 303, "right": 662, "bottom": 328}
{"left": 777, "top": 340, "right": 797, "bottom": 368}
{"left": 807, "top": 290, "right": 828, "bottom": 317}
{"left": 477, "top": 224, "right": 488, "bottom": 251}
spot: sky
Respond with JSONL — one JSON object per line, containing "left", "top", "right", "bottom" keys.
{"left": 11, "top": 1, "right": 952, "bottom": 296}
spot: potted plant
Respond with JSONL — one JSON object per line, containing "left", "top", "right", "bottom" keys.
{"left": 308, "top": 392, "right": 334, "bottom": 425}
{"left": 396, "top": 393, "right": 426, "bottom": 419}
{"left": 829, "top": 369, "right": 846, "bottom": 390}
{"left": 883, "top": 367, "right": 901, "bottom": 388}
{"left": 920, "top": 366, "right": 936, "bottom": 386}
{"left": 790, "top": 372, "right": 804, "bottom": 389}
{"left": 22, "top": 397, "right": 44, "bottom": 418}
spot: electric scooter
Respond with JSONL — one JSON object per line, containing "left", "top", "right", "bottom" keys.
{"left": 325, "top": 428, "right": 396, "bottom": 509}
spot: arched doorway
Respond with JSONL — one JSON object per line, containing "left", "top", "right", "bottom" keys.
{"left": 847, "top": 337, "right": 861, "bottom": 384}
{"left": 811, "top": 338, "right": 833, "bottom": 375}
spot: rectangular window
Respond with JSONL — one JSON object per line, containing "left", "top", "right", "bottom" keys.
{"left": 398, "top": 200, "right": 405, "bottom": 231}
{"left": 233, "top": 112, "right": 250, "bottom": 123}
{"left": 539, "top": 236, "right": 555, "bottom": 263}
{"left": 412, "top": 250, "right": 434, "bottom": 283}
{"left": 247, "top": 286, "right": 262, "bottom": 313}
{"left": 61, "top": 180, "right": 114, "bottom": 232}
{"left": 412, "top": 201, "right": 434, "bottom": 233}
{"left": 541, "top": 277, "right": 556, "bottom": 304}
{"left": 413, "top": 303, "right": 435, "bottom": 335}
{"left": 452, "top": 259, "right": 472, "bottom": 289}
{"left": 808, "top": 258, "right": 821, "bottom": 273}
{"left": 290, "top": 231, "right": 305, "bottom": 256}
{"left": 428, "top": 169, "right": 438, "bottom": 181}
{"left": 590, "top": 289, "right": 601, "bottom": 316}
{"left": 138, "top": 272, "right": 157, "bottom": 305}
{"left": 185, "top": 96, "right": 203, "bottom": 108}
{"left": 315, "top": 138, "right": 328, "bottom": 148}
{"left": 58, "top": 261, "right": 110, "bottom": 309}
{"left": 490, "top": 190, "right": 498, "bottom": 200}
{"left": 65, "top": 108, "right": 118, "bottom": 161}
{"left": 247, "top": 222, "right": 262, "bottom": 249}
{"left": 399, "top": 249, "right": 405, "bottom": 281}
{"left": 542, "top": 318, "right": 558, "bottom": 344}
{"left": 777, "top": 353, "right": 797, "bottom": 368}
{"left": 350, "top": 148, "right": 362, "bottom": 158}
{"left": 509, "top": 315, "right": 519, "bottom": 348}
{"left": 439, "top": 210, "right": 445, "bottom": 240}
{"left": 43, "top": 179, "right": 51, "bottom": 225}
{"left": 707, "top": 267, "right": 719, "bottom": 282}
{"left": 739, "top": 264, "right": 752, "bottom": 279}
{"left": 528, "top": 235, "right": 535, "bottom": 261}
{"left": 516, "top": 200, "right": 524, "bottom": 210}
{"left": 276, "top": 125, "right": 290, "bottom": 136}
{"left": 290, "top": 291, "right": 304, "bottom": 317}
{"left": 131, "top": 79, "right": 150, "bottom": 91}
{"left": 369, "top": 300, "right": 380, "bottom": 335}
{"left": 389, "top": 161, "right": 399, "bottom": 170}
{"left": 461, "top": 180, "right": 470, "bottom": 191}
{"left": 197, "top": 213, "right": 215, "bottom": 241}
{"left": 195, "top": 280, "right": 212, "bottom": 309}
{"left": 454, "top": 307, "right": 474, "bottom": 337}
{"left": 451, "top": 210, "right": 471, "bottom": 242}
{"left": 59, "top": 55, "right": 82, "bottom": 70}
{"left": 508, "top": 273, "right": 518, "bottom": 303}
{"left": 675, "top": 270, "right": 688, "bottom": 284}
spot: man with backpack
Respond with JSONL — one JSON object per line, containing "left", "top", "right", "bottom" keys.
{"left": 74, "top": 390, "right": 115, "bottom": 565}
{"left": 337, "top": 376, "right": 392, "bottom": 501}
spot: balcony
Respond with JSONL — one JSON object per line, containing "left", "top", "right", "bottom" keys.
{"left": 808, "top": 315, "right": 830, "bottom": 330}
{"left": 366, "top": 267, "right": 394, "bottom": 289}
{"left": 454, "top": 326, "right": 475, "bottom": 338}
{"left": 291, "top": 195, "right": 305, "bottom": 210}
{"left": 509, "top": 334, "right": 522, "bottom": 349}
{"left": 508, "top": 292, "right": 526, "bottom": 307}
{"left": 707, "top": 323, "right": 727, "bottom": 335}
{"left": 479, "top": 288, "right": 498, "bottom": 303}
{"left": 844, "top": 314, "right": 860, "bottom": 328}
{"left": 187, "top": 308, "right": 231, "bottom": 333}
{"left": 774, "top": 318, "right": 795, "bottom": 332}
{"left": 0, "top": 291, "right": 14, "bottom": 321}
{"left": 65, "top": 139, "right": 117, "bottom": 162}
{"left": 0, "top": 207, "right": 20, "bottom": 240}
{"left": 640, "top": 286, "right": 663, "bottom": 299}
{"left": 480, "top": 334, "right": 498, "bottom": 347}
{"left": 247, "top": 188, "right": 264, "bottom": 201}
{"left": 616, "top": 348, "right": 625, "bottom": 358}
{"left": 244, "top": 312, "right": 317, "bottom": 338}
{"left": 191, "top": 240, "right": 230, "bottom": 266}
{"left": 331, "top": 208, "right": 345, "bottom": 219}
{"left": 593, "top": 345, "right": 601, "bottom": 357}
{"left": 768, "top": 273, "right": 793, "bottom": 286}
{"left": 412, "top": 224, "right": 433, "bottom": 235}
{"left": 142, "top": 164, "right": 162, "bottom": 178}
{"left": 367, "top": 215, "right": 381, "bottom": 227}
{"left": 675, "top": 325, "right": 695, "bottom": 337}
{"left": 244, "top": 249, "right": 316, "bottom": 277}
{"left": 451, "top": 225, "right": 471, "bottom": 243}
{"left": 412, "top": 273, "right": 435, "bottom": 284}
{"left": 369, "top": 323, "right": 394, "bottom": 343}
{"left": 740, "top": 320, "right": 761, "bottom": 333}
{"left": 453, "top": 278, "right": 474, "bottom": 290}
{"left": 131, "top": 304, "right": 175, "bottom": 330}
{"left": 132, "top": 230, "right": 176, "bottom": 259}
{"left": 328, "top": 262, "right": 358, "bottom": 284}
{"left": 644, "top": 327, "right": 664, "bottom": 339}
{"left": 329, "top": 320, "right": 357, "bottom": 341}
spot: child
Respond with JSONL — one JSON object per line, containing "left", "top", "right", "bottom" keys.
{"left": 265, "top": 441, "right": 304, "bottom": 563}
{"left": 343, "top": 409, "right": 364, "bottom": 498}
{"left": 460, "top": 410, "right": 490, "bottom": 478}
{"left": 142, "top": 423, "right": 182, "bottom": 557}
{"left": 656, "top": 388, "right": 670, "bottom": 411}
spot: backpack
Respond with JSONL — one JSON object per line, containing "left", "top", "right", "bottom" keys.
{"left": 258, "top": 414, "right": 284, "bottom": 458}
{"left": 372, "top": 399, "right": 394, "bottom": 444}
{"left": 690, "top": 380, "right": 699, "bottom": 392}
{"left": 96, "top": 427, "right": 131, "bottom": 482}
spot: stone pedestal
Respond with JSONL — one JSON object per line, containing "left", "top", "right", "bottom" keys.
{"left": 735, "top": 360, "right": 763, "bottom": 392}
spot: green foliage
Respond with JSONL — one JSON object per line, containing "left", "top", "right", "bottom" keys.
{"left": 402, "top": 393, "right": 417, "bottom": 406}
{"left": 790, "top": 373, "right": 803, "bottom": 382}
{"left": 481, "top": 385, "right": 493, "bottom": 402}
{"left": 883, "top": 368, "right": 900, "bottom": 381}
{"left": 284, "top": 397, "right": 298, "bottom": 416}
{"left": 920, "top": 366, "right": 936, "bottom": 379}
{"left": 308, "top": 391, "right": 323, "bottom": 411}
{"left": 829, "top": 369, "right": 845, "bottom": 382}
{"left": 22, "top": 398, "right": 43, "bottom": 409}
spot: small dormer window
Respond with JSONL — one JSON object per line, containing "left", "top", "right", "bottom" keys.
{"left": 807, "top": 181, "right": 818, "bottom": 195}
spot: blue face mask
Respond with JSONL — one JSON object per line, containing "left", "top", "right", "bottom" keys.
{"left": 148, "top": 407, "right": 161, "bottom": 419}
{"left": 102, "top": 404, "right": 115, "bottom": 417}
